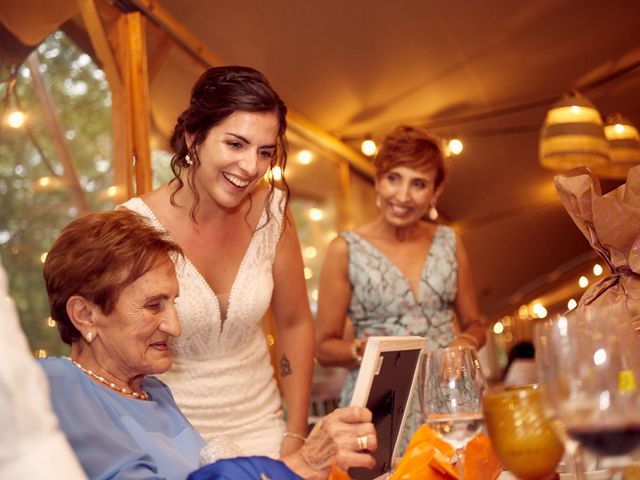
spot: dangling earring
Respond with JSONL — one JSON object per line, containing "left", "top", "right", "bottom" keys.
{"left": 85, "top": 331, "right": 94, "bottom": 343}
{"left": 428, "top": 204, "right": 439, "bottom": 221}
{"left": 183, "top": 153, "right": 193, "bottom": 167}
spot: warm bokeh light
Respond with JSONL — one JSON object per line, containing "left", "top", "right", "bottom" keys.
{"left": 38, "top": 177, "right": 50, "bottom": 187}
{"left": 593, "top": 263, "right": 603, "bottom": 276}
{"left": 303, "top": 246, "right": 317, "bottom": 259}
{"left": 579, "top": 275, "right": 589, "bottom": 288}
{"left": 567, "top": 298, "right": 577, "bottom": 310}
{"left": 304, "top": 267, "right": 313, "bottom": 280}
{"left": 297, "top": 150, "right": 313, "bottom": 165}
{"left": 271, "top": 166, "right": 282, "bottom": 181}
{"left": 532, "top": 302, "right": 547, "bottom": 318}
{"left": 361, "top": 139, "right": 377, "bottom": 156}
{"left": 308, "top": 208, "right": 323, "bottom": 221}
{"left": 107, "top": 186, "right": 118, "bottom": 197}
{"left": 311, "top": 289, "right": 319, "bottom": 301}
{"left": 493, "top": 322, "right": 504, "bottom": 334}
{"left": 40, "top": 252, "right": 48, "bottom": 263}
{"left": 6, "top": 110, "right": 26, "bottom": 128}
{"left": 518, "top": 305, "right": 529, "bottom": 320}
{"left": 448, "top": 138, "right": 463, "bottom": 155}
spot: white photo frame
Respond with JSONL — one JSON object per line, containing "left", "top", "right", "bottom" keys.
{"left": 348, "top": 335, "right": 425, "bottom": 480}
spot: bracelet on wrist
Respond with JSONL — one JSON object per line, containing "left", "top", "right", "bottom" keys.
{"left": 283, "top": 431, "right": 307, "bottom": 443}
{"left": 350, "top": 340, "right": 363, "bottom": 365}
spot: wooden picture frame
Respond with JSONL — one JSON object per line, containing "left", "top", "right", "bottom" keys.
{"left": 348, "top": 336, "right": 425, "bottom": 480}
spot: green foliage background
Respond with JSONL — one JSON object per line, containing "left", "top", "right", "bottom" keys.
{"left": 0, "top": 32, "right": 114, "bottom": 356}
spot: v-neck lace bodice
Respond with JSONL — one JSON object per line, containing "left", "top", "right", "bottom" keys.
{"left": 339, "top": 225, "right": 459, "bottom": 453}
{"left": 120, "top": 191, "right": 287, "bottom": 458}
{"left": 341, "top": 226, "right": 458, "bottom": 346}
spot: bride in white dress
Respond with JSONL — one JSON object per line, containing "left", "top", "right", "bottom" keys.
{"left": 121, "top": 66, "right": 314, "bottom": 458}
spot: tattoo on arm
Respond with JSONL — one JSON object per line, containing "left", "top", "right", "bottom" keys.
{"left": 280, "top": 354, "right": 293, "bottom": 377}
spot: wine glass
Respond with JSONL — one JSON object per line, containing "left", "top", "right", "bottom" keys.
{"left": 535, "top": 304, "right": 640, "bottom": 476}
{"left": 483, "top": 384, "right": 564, "bottom": 479}
{"left": 419, "top": 346, "right": 487, "bottom": 479}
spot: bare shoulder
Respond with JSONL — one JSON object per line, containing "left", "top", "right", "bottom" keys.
{"left": 139, "top": 185, "right": 171, "bottom": 213}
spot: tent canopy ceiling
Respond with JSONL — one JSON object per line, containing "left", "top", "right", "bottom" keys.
{"left": 2, "top": 0, "right": 640, "bottom": 317}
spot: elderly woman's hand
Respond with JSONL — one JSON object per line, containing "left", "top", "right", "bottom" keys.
{"left": 283, "top": 406, "right": 377, "bottom": 480}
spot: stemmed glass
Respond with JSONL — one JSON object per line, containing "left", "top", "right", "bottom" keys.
{"left": 418, "top": 346, "right": 487, "bottom": 479}
{"left": 535, "top": 304, "right": 640, "bottom": 477}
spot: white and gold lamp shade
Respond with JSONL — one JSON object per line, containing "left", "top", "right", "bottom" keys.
{"left": 594, "top": 113, "right": 640, "bottom": 179}
{"left": 539, "top": 91, "right": 609, "bottom": 172}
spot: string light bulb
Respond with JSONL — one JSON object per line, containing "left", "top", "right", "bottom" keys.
{"left": 271, "top": 166, "right": 282, "bottom": 181}
{"left": 297, "top": 150, "right": 313, "bottom": 165}
{"left": 448, "top": 138, "right": 463, "bottom": 155}
{"left": 6, "top": 110, "right": 26, "bottom": 128}
{"left": 308, "top": 208, "right": 323, "bottom": 221}
{"left": 361, "top": 138, "right": 377, "bottom": 157}
{"left": 593, "top": 264, "right": 603, "bottom": 276}
{"left": 578, "top": 276, "right": 589, "bottom": 288}
{"left": 567, "top": 299, "right": 577, "bottom": 310}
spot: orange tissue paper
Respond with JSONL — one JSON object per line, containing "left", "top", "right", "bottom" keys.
{"left": 328, "top": 425, "right": 502, "bottom": 480}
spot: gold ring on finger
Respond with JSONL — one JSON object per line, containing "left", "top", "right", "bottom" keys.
{"left": 356, "top": 434, "right": 368, "bottom": 451}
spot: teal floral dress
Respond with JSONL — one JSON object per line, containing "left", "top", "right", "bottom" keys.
{"left": 339, "top": 225, "right": 458, "bottom": 453}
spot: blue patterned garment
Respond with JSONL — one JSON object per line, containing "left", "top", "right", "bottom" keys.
{"left": 339, "top": 225, "right": 458, "bottom": 452}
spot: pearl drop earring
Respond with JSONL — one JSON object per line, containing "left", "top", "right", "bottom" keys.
{"left": 184, "top": 153, "right": 193, "bottom": 166}
{"left": 428, "top": 205, "right": 439, "bottom": 221}
{"left": 85, "top": 331, "right": 94, "bottom": 343}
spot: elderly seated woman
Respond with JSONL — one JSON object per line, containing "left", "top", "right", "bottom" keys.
{"left": 39, "top": 210, "right": 377, "bottom": 479}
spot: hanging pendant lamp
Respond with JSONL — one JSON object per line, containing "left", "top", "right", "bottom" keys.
{"left": 593, "top": 113, "right": 640, "bottom": 179}
{"left": 539, "top": 91, "right": 609, "bottom": 172}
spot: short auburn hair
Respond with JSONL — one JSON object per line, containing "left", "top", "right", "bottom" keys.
{"left": 374, "top": 125, "right": 447, "bottom": 187}
{"left": 43, "top": 210, "right": 183, "bottom": 344}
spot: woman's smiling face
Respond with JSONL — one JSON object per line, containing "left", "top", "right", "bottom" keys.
{"left": 191, "top": 110, "right": 280, "bottom": 209}
{"left": 376, "top": 165, "right": 441, "bottom": 228}
{"left": 91, "top": 257, "right": 181, "bottom": 380}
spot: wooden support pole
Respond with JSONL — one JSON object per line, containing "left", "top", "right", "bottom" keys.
{"left": 124, "top": 12, "right": 152, "bottom": 195}
{"left": 109, "top": 11, "right": 152, "bottom": 199}
{"left": 25, "top": 54, "right": 91, "bottom": 216}
{"left": 75, "top": 0, "right": 123, "bottom": 92}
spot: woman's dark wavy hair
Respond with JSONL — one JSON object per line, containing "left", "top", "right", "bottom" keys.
{"left": 169, "top": 66, "right": 289, "bottom": 225}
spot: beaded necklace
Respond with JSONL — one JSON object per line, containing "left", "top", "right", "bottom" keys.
{"left": 68, "top": 357, "right": 150, "bottom": 400}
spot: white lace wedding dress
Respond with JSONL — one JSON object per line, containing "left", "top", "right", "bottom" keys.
{"left": 121, "top": 191, "right": 286, "bottom": 458}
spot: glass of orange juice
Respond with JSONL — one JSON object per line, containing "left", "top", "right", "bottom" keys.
{"left": 483, "top": 384, "right": 564, "bottom": 479}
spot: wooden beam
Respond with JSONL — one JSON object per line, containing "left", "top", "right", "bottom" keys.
{"left": 287, "top": 111, "right": 374, "bottom": 179}
{"left": 75, "top": 0, "right": 122, "bottom": 92}
{"left": 110, "top": 17, "right": 133, "bottom": 202}
{"left": 25, "top": 54, "right": 91, "bottom": 215}
{"left": 110, "top": 12, "right": 152, "bottom": 198}
{"left": 124, "top": 12, "right": 152, "bottom": 194}
{"left": 147, "top": 33, "right": 172, "bottom": 83}
{"left": 129, "top": 0, "right": 224, "bottom": 68}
